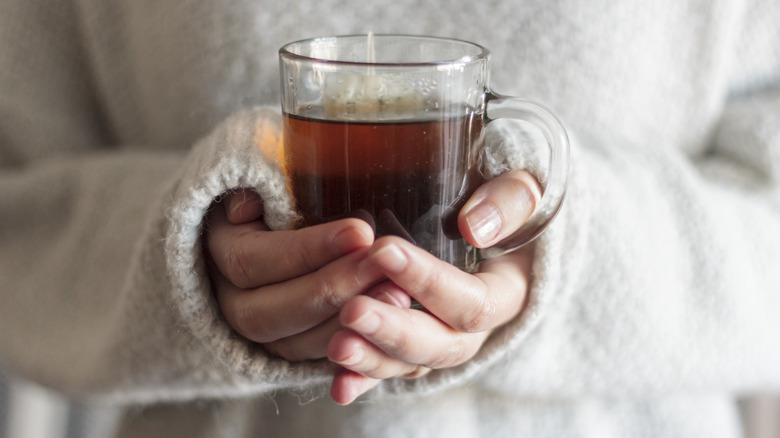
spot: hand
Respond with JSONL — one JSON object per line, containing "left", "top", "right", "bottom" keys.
{"left": 204, "top": 189, "right": 385, "bottom": 360}
{"left": 326, "top": 170, "right": 540, "bottom": 404}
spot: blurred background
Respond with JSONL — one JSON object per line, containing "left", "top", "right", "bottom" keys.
{"left": 1, "top": 370, "right": 778, "bottom": 437}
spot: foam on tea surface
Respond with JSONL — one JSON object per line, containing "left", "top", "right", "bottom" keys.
{"left": 320, "top": 32, "right": 428, "bottom": 120}
{"left": 322, "top": 74, "right": 432, "bottom": 120}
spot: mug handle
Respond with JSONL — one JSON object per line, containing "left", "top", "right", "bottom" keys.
{"left": 478, "top": 92, "right": 570, "bottom": 260}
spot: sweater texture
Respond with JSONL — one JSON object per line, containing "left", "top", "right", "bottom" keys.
{"left": 1, "top": 0, "right": 779, "bottom": 436}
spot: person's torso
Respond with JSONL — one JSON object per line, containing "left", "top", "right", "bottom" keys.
{"left": 74, "top": 0, "right": 776, "bottom": 155}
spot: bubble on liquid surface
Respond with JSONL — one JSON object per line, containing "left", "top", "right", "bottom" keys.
{"left": 322, "top": 74, "right": 427, "bottom": 120}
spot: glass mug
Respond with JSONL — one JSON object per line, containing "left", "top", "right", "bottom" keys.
{"left": 279, "top": 34, "right": 569, "bottom": 272}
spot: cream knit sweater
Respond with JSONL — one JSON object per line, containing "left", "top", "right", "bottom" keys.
{"left": 1, "top": 0, "right": 779, "bottom": 437}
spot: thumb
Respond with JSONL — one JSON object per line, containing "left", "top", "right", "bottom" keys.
{"left": 457, "top": 170, "right": 541, "bottom": 248}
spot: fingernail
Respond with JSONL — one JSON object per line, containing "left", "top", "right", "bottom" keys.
{"left": 381, "top": 290, "right": 410, "bottom": 308}
{"left": 367, "top": 284, "right": 412, "bottom": 308}
{"left": 372, "top": 244, "right": 408, "bottom": 273}
{"left": 464, "top": 202, "right": 502, "bottom": 247}
{"left": 350, "top": 310, "right": 381, "bottom": 334}
{"left": 228, "top": 195, "right": 248, "bottom": 216}
{"left": 335, "top": 226, "right": 372, "bottom": 254}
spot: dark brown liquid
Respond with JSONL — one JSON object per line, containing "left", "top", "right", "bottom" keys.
{"left": 283, "top": 111, "right": 483, "bottom": 266}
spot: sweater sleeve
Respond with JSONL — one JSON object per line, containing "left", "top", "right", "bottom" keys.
{"left": 0, "top": 107, "right": 345, "bottom": 404}
{"left": 0, "top": 0, "right": 332, "bottom": 404}
{"left": 4, "top": 0, "right": 779, "bottom": 406}
{"left": 502, "top": 88, "right": 780, "bottom": 397}
{"left": 130, "top": 89, "right": 780, "bottom": 403}
{"left": 370, "top": 87, "right": 780, "bottom": 400}
{"left": 371, "top": 4, "right": 780, "bottom": 399}
{"left": 171, "top": 5, "right": 780, "bottom": 401}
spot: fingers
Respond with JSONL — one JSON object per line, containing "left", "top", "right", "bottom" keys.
{"left": 328, "top": 287, "right": 415, "bottom": 405}
{"left": 330, "top": 368, "right": 381, "bottom": 406}
{"left": 458, "top": 169, "right": 542, "bottom": 248}
{"left": 326, "top": 239, "right": 532, "bottom": 390}
{"left": 213, "top": 246, "right": 386, "bottom": 343}
{"left": 359, "top": 237, "right": 529, "bottom": 333}
{"left": 329, "top": 296, "right": 488, "bottom": 374}
{"left": 262, "top": 316, "right": 342, "bottom": 361}
{"left": 206, "top": 201, "right": 375, "bottom": 288}
{"left": 261, "top": 281, "right": 411, "bottom": 361}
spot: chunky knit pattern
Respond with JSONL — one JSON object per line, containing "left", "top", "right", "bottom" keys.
{"left": 1, "top": 0, "right": 779, "bottom": 436}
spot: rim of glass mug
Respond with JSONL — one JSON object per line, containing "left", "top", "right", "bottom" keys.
{"left": 279, "top": 34, "right": 490, "bottom": 68}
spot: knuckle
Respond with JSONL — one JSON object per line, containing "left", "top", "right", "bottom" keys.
{"left": 225, "top": 243, "right": 253, "bottom": 289}
{"left": 405, "top": 265, "right": 439, "bottom": 302}
{"left": 312, "top": 277, "right": 343, "bottom": 313}
{"left": 426, "top": 341, "right": 467, "bottom": 369}
{"left": 231, "top": 305, "right": 275, "bottom": 343}
{"left": 376, "top": 327, "right": 410, "bottom": 366}
{"left": 460, "top": 293, "right": 498, "bottom": 333}
{"left": 382, "top": 327, "right": 406, "bottom": 352}
{"left": 297, "top": 239, "right": 322, "bottom": 272}
{"left": 283, "top": 231, "right": 321, "bottom": 273}
{"left": 360, "top": 357, "right": 388, "bottom": 379}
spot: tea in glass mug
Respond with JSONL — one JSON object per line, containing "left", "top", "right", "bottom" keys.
{"left": 279, "top": 34, "right": 568, "bottom": 272}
